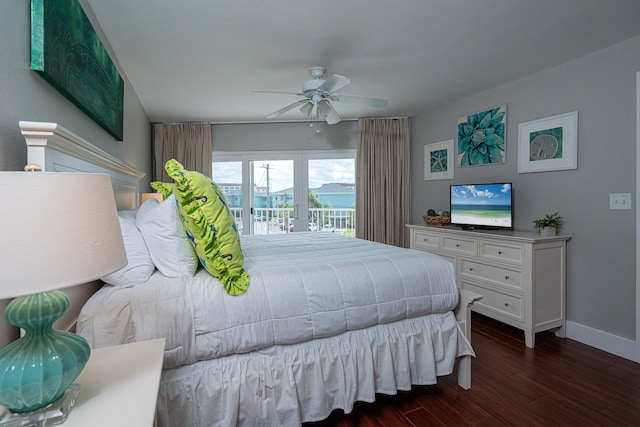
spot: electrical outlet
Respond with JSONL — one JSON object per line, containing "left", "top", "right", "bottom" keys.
{"left": 609, "top": 193, "right": 632, "bottom": 210}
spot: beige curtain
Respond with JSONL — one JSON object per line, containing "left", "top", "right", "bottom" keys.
{"left": 152, "top": 123, "right": 212, "bottom": 181}
{"left": 356, "top": 117, "right": 410, "bottom": 247}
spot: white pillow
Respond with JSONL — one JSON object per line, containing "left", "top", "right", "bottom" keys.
{"left": 101, "top": 215, "right": 155, "bottom": 287}
{"left": 135, "top": 194, "right": 198, "bottom": 278}
{"left": 117, "top": 208, "right": 138, "bottom": 222}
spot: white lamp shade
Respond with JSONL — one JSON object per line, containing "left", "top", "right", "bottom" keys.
{"left": 0, "top": 172, "right": 127, "bottom": 299}
{"left": 317, "top": 100, "right": 332, "bottom": 117}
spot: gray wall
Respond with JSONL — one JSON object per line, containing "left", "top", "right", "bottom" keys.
{"left": 212, "top": 121, "right": 358, "bottom": 152}
{"left": 0, "top": 1, "right": 152, "bottom": 346}
{"left": 411, "top": 35, "right": 640, "bottom": 342}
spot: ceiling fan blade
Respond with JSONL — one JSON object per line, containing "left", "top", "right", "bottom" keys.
{"left": 318, "top": 74, "right": 351, "bottom": 93}
{"left": 252, "top": 89, "right": 307, "bottom": 97}
{"left": 323, "top": 102, "right": 342, "bottom": 125}
{"left": 334, "top": 94, "right": 388, "bottom": 108}
{"left": 266, "top": 99, "right": 309, "bottom": 118}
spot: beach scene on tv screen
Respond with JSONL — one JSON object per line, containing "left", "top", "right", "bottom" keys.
{"left": 451, "top": 183, "right": 512, "bottom": 227}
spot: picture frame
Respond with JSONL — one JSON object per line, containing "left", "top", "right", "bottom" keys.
{"left": 457, "top": 105, "right": 507, "bottom": 167}
{"left": 517, "top": 111, "right": 578, "bottom": 173}
{"left": 30, "top": 0, "right": 124, "bottom": 140}
{"left": 424, "top": 139, "right": 454, "bottom": 181}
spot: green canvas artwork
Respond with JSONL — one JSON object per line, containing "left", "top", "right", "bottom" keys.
{"left": 31, "top": 0, "right": 124, "bottom": 140}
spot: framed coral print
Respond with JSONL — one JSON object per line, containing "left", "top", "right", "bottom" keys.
{"left": 517, "top": 111, "right": 578, "bottom": 173}
{"left": 457, "top": 105, "right": 506, "bottom": 166}
{"left": 424, "top": 139, "right": 454, "bottom": 181}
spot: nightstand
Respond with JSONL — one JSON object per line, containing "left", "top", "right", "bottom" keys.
{"left": 64, "top": 338, "right": 165, "bottom": 427}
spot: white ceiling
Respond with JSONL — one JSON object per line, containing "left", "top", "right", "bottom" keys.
{"left": 84, "top": 0, "right": 640, "bottom": 124}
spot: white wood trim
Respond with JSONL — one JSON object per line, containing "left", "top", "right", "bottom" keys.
{"left": 636, "top": 70, "right": 640, "bottom": 362}
{"left": 20, "top": 121, "right": 145, "bottom": 210}
{"left": 566, "top": 320, "right": 636, "bottom": 361}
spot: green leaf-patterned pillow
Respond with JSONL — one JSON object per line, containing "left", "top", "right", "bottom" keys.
{"left": 164, "top": 159, "right": 249, "bottom": 295}
{"left": 150, "top": 181, "right": 174, "bottom": 199}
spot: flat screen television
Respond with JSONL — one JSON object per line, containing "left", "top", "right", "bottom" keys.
{"left": 450, "top": 183, "right": 513, "bottom": 230}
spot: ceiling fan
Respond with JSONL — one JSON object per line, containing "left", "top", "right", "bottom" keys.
{"left": 252, "top": 66, "right": 388, "bottom": 125}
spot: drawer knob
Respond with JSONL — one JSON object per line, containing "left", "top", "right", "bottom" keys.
{"left": 504, "top": 302, "right": 510, "bottom": 307}
{"left": 469, "top": 267, "right": 474, "bottom": 271}
{"left": 498, "top": 251, "right": 503, "bottom": 255}
{"left": 505, "top": 275, "right": 510, "bottom": 280}
{"left": 455, "top": 244, "right": 460, "bottom": 247}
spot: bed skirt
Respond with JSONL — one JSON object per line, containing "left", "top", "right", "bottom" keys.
{"left": 156, "top": 311, "right": 473, "bottom": 427}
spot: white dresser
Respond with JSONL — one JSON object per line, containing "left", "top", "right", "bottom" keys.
{"left": 407, "top": 224, "right": 570, "bottom": 348}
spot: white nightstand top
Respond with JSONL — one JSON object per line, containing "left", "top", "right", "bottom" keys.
{"left": 64, "top": 338, "right": 165, "bottom": 427}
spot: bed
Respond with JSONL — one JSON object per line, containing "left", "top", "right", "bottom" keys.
{"left": 21, "top": 121, "right": 480, "bottom": 427}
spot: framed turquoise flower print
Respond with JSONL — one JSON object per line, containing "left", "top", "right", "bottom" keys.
{"left": 457, "top": 105, "right": 507, "bottom": 166}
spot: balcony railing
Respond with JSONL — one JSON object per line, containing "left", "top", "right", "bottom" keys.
{"left": 230, "top": 207, "right": 355, "bottom": 236}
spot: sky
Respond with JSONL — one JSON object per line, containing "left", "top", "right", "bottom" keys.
{"left": 213, "top": 158, "right": 355, "bottom": 191}
{"left": 450, "top": 183, "right": 512, "bottom": 205}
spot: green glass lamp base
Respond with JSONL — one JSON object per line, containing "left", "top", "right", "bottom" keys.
{"left": 0, "top": 383, "right": 80, "bottom": 427}
{"left": 0, "top": 291, "right": 90, "bottom": 414}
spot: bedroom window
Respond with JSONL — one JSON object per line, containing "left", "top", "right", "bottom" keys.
{"left": 212, "top": 150, "right": 356, "bottom": 236}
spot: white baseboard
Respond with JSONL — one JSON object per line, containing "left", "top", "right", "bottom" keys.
{"left": 565, "top": 321, "right": 638, "bottom": 362}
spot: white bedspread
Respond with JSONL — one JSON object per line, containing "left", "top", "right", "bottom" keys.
{"left": 78, "top": 233, "right": 459, "bottom": 369}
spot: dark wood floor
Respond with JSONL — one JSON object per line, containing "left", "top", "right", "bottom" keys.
{"left": 304, "top": 313, "right": 640, "bottom": 426}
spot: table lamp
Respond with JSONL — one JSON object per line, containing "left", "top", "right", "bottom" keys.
{"left": 0, "top": 171, "right": 127, "bottom": 426}
{"left": 140, "top": 192, "right": 163, "bottom": 203}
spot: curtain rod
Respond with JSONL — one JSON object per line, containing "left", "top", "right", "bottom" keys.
{"left": 153, "top": 119, "right": 357, "bottom": 125}
{"left": 359, "top": 116, "right": 408, "bottom": 120}
{"left": 153, "top": 116, "right": 408, "bottom": 126}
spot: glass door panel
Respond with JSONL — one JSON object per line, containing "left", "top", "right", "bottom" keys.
{"left": 250, "top": 159, "right": 294, "bottom": 235}
{"left": 308, "top": 158, "right": 355, "bottom": 236}
{"left": 212, "top": 160, "right": 243, "bottom": 233}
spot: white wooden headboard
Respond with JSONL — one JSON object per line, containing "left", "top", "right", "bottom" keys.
{"left": 20, "top": 121, "right": 145, "bottom": 210}
{"left": 19, "top": 121, "right": 146, "bottom": 331}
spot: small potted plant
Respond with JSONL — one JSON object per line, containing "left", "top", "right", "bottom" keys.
{"left": 533, "top": 212, "right": 564, "bottom": 236}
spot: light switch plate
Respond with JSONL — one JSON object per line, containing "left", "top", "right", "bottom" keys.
{"left": 609, "top": 193, "right": 632, "bottom": 210}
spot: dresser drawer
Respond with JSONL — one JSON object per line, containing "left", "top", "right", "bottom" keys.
{"left": 459, "top": 259, "right": 523, "bottom": 290}
{"left": 412, "top": 229, "right": 440, "bottom": 251}
{"left": 479, "top": 241, "right": 525, "bottom": 265}
{"left": 463, "top": 282, "right": 523, "bottom": 322}
{"left": 441, "top": 236, "right": 477, "bottom": 256}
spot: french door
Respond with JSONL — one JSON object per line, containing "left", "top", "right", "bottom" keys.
{"left": 212, "top": 150, "right": 356, "bottom": 236}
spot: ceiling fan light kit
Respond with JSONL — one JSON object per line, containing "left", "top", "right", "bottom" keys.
{"left": 300, "top": 101, "right": 314, "bottom": 116}
{"left": 253, "top": 66, "right": 388, "bottom": 125}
